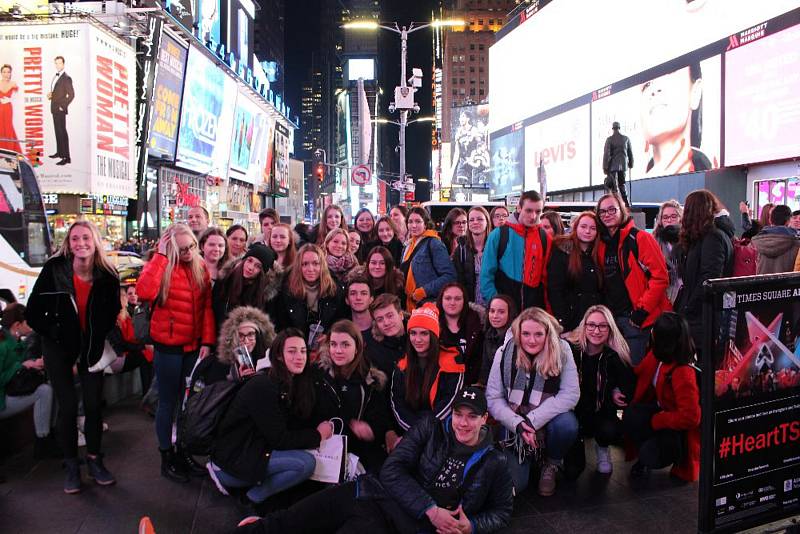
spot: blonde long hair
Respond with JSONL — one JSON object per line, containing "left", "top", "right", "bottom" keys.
{"left": 55, "top": 219, "right": 117, "bottom": 276}
{"left": 511, "top": 307, "right": 564, "bottom": 378}
{"left": 287, "top": 244, "right": 337, "bottom": 299}
{"left": 567, "top": 305, "right": 632, "bottom": 366}
{"left": 158, "top": 223, "right": 207, "bottom": 305}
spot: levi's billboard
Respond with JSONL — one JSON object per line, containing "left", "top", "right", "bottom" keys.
{"left": 0, "top": 23, "right": 137, "bottom": 197}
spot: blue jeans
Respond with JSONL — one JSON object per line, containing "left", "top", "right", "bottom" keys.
{"left": 616, "top": 316, "right": 651, "bottom": 366}
{"left": 153, "top": 349, "right": 197, "bottom": 450}
{"left": 503, "top": 411, "right": 579, "bottom": 493}
{"left": 0, "top": 384, "right": 53, "bottom": 437}
{"left": 213, "top": 450, "right": 316, "bottom": 503}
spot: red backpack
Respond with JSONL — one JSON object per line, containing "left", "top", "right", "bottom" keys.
{"left": 732, "top": 237, "right": 757, "bottom": 277}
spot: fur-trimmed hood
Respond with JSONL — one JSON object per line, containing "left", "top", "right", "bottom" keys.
{"left": 316, "top": 342, "right": 388, "bottom": 391}
{"left": 217, "top": 306, "right": 277, "bottom": 365}
{"left": 218, "top": 259, "right": 286, "bottom": 303}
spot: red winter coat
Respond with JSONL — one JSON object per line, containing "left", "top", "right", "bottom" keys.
{"left": 135, "top": 254, "right": 215, "bottom": 352}
{"left": 629, "top": 352, "right": 700, "bottom": 481}
{"left": 596, "top": 219, "right": 671, "bottom": 328}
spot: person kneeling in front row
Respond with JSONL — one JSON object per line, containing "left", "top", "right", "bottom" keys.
{"left": 231, "top": 386, "right": 513, "bottom": 534}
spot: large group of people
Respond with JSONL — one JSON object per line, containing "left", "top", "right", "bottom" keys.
{"left": 5, "top": 188, "right": 799, "bottom": 533}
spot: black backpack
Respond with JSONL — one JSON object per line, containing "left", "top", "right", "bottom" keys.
{"left": 178, "top": 380, "right": 242, "bottom": 456}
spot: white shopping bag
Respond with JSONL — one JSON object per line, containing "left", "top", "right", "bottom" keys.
{"left": 307, "top": 434, "right": 348, "bottom": 484}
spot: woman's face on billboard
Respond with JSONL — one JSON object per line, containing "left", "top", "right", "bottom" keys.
{"left": 640, "top": 66, "right": 701, "bottom": 145}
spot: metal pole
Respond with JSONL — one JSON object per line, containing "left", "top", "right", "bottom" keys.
{"left": 399, "top": 26, "right": 408, "bottom": 184}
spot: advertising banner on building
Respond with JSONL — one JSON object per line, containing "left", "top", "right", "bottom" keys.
{"left": 175, "top": 47, "right": 237, "bottom": 177}
{"left": 0, "top": 23, "right": 136, "bottom": 197}
{"left": 448, "top": 104, "right": 490, "bottom": 188}
{"left": 489, "top": 128, "right": 524, "bottom": 199}
{"left": 148, "top": 31, "right": 188, "bottom": 160}
{"left": 227, "top": 0, "right": 255, "bottom": 70}
{"left": 229, "top": 93, "right": 272, "bottom": 186}
{"left": 700, "top": 273, "right": 800, "bottom": 533}
{"left": 273, "top": 122, "right": 290, "bottom": 196}
{"left": 524, "top": 104, "right": 590, "bottom": 192}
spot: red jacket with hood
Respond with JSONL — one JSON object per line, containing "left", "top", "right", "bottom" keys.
{"left": 629, "top": 351, "right": 700, "bottom": 481}
{"left": 136, "top": 253, "right": 215, "bottom": 352}
{"left": 596, "top": 219, "right": 671, "bottom": 328}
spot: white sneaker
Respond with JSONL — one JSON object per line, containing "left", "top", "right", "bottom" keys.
{"left": 77, "top": 430, "right": 86, "bottom": 448}
{"left": 595, "top": 443, "right": 613, "bottom": 474}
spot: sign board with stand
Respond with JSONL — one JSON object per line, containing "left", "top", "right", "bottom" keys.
{"left": 699, "top": 273, "right": 800, "bottom": 533}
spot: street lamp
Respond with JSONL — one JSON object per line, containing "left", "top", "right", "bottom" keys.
{"left": 373, "top": 116, "right": 435, "bottom": 126}
{"left": 344, "top": 20, "right": 464, "bottom": 182}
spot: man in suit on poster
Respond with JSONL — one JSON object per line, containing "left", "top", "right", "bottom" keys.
{"left": 48, "top": 56, "right": 74, "bottom": 166}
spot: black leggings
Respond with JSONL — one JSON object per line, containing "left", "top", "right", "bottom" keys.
{"left": 42, "top": 338, "right": 105, "bottom": 459}
{"left": 578, "top": 410, "right": 623, "bottom": 447}
{"left": 623, "top": 403, "right": 686, "bottom": 469}
{"left": 234, "top": 482, "right": 420, "bottom": 534}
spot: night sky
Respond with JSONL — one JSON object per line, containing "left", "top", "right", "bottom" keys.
{"left": 285, "top": 0, "right": 435, "bottom": 182}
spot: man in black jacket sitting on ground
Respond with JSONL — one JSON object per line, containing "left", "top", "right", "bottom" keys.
{"left": 231, "top": 386, "right": 513, "bottom": 534}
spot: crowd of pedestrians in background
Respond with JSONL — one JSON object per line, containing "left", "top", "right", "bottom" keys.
{"left": 3, "top": 188, "right": 800, "bottom": 533}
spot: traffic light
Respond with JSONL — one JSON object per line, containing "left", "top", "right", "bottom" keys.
{"left": 315, "top": 162, "right": 325, "bottom": 182}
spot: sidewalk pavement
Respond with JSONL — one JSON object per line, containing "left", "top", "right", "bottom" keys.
{"left": 0, "top": 397, "right": 699, "bottom": 533}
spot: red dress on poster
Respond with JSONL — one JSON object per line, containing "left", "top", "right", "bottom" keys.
{"left": 0, "top": 86, "right": 22, "bottom": 153}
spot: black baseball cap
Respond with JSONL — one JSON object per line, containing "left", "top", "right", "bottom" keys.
{"left": 453, "top": 386, "right": 488, "bottom": 415}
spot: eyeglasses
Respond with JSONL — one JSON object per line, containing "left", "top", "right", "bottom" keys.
{"left": 661, "top": 214, "right": 680, "bottom": 222}
{"left": 585, "top": 322, "right": 610, "bottom": 332}
{"left": 178, "top": 243, "right": 197, "bottom": 254}
{"left": 597, "top": 207, "right": 618, "bottom": 217}
{"left": 238, "top": 331, "right": 257, "bottom": 341}
{"left": 454, "top": 220, "right": 467, "bottom": 226}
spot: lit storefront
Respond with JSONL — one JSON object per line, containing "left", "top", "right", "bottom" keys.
{"left": 44, "top": 194, "right": 128, "bottom": 249}
{"left": 158, "top": 168, "right": 208, "bottom": 232}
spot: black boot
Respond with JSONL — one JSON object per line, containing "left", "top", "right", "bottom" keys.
{"left": 63, "top": 457, "right": 82, "bottom": 494}
{"left": 176, "top": 447, "right": 207, "bottom": 477}
{"left": 160, "top": 447, "right": 189, "bottom": 483}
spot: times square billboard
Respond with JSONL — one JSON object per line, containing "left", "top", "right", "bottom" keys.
{"left": 488, "top": 0, "right": 800, "bottom": 197}
{"left": 0, "top": 22, "right": 137, "bottom": 197}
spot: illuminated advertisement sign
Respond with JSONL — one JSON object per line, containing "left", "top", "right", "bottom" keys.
{"left": 175, "top": 47, "right": 237, "bottom": 176}
{"left": 524, "top": 104, "right": 590, "bottom": 191}
{"left": 148, "top": 32, "right": 188, "bottom": 160}
{"left": 590, "top": 54, "right": 721, "bottom": 184}
{"left": 0, "top": 23, "right": 136, "bottom": 197}
{"left": 725, "top": 22, "right": 800, "bottom": 166}
{"left": 229, "top": 93, "right": 272, "bottom": 186}
{"left": 489, "top": 128, "right": 524, "bottom": 199}
{"left": 273, "top": 122, "right": 290, "bottom": 196}
{"left": 448, "top": 104, "right": 490, "bottom": 188}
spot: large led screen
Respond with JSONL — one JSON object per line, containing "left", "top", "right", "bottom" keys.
{"left": 489, "top": 128, "right": 524, "bottom": 199}
{"left": 229, "top": 94, "right": 271, "bottom": 186}
{"left": 148, "top": 32, "right": 187, "bottom": 160}
{"left": 448, "top": 105, "right": 490, "bottom": 188}
{"left": 590, "top": 55, "right": 721, "bottom": 183}
{"left": 0, "top": 23, "right": 136, "bottom": 197}
{"left": 490, "top": 0, "right": 800, "bottom": 132}
{"left": 175, "top": 47, "right": 236, "bottom": 176}
{"left": 725, "top": 23, "right": 800, "bottom": 166}
{"left": 524, "top": 105, "right": 590, "bottom": 191}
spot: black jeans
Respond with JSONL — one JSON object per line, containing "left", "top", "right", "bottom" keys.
{"left": 579, "top": 409, "right": 624, "bottom": 447}
{"left": 42, "top": 338, "right": 105, "bottom": 458}
{"left": 623, "top": 403, "right": 685, "bottom": 469}
{"left": 235, "top": 481, "right": 420, "bottom": 534}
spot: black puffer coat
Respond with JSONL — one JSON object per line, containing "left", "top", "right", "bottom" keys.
{"left": 273, "top": 279, "right": 347, "bottom": 338}
{"left": 675, "top": 214, "right": 734, "bottom": 345}
{"left": 26, "top": 255, "right": 121, "bottom": 367}
{"left": 546, "top": 240, "right": 602, "bottom": 331}
{"left": 452, "top": 236, "right": 481, "bottom": 303}
{"left": 357, "top": 414, "right": 513, "bottom": 534}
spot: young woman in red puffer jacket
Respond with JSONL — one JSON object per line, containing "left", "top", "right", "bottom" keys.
{"left": 136, "top": 223, "right": 215, "bottom": 483}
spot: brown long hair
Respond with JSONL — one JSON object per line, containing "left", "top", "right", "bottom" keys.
{"left": 375, "top": 216, "right": 399, "bottom": 244}
{"left": 268, "top": 328, "right": 314, "bottom": 418}
{"left": 315, "top": 205, "right": 348, "bottom": 245}
{"left": 557, "top": 211, "right": 600, "bottom": 282}
{"left": 199, "top": 227, "right": 230, "bottom": 267}
{"left": 365, "top": 246, "right": 403, "bottom": 295}
{"left": 287, "top": 244, "right": 337, "bottom": 299}
{"left": 270, "top": 223, "right": 296, "bottom": 268}
{"left": 404, "top": 331, "right": 441, "bottom": 411}
{"left": 680, "top": 189, "right": 722, "bottom": 249}
{"left": 221, "top": 258, "right": 270, "bottom": 310}
{"left": 466, "top": 206, "right": 491, "bottom": 252}
{"left": 595, "top": 193, "right": 630, "bottom": 234}
{"left": 436, "top": 282, "right": 469, "bottom": 330}
{"left": 327, "top": 320, "right": 369, "bottom": 380}
{"left": 441, "top": 208, "right": 467, "bottom": 252}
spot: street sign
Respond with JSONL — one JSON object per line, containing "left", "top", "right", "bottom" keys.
{"left": 351, "top": 164, "right": 372, "bottom": 186}
{"left": 404, "top": 191, "right": 415, "bottom": 201}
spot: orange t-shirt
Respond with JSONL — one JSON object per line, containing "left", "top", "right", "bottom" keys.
{"left": 73, "top": 274, "right": 93, "bottom": 332}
